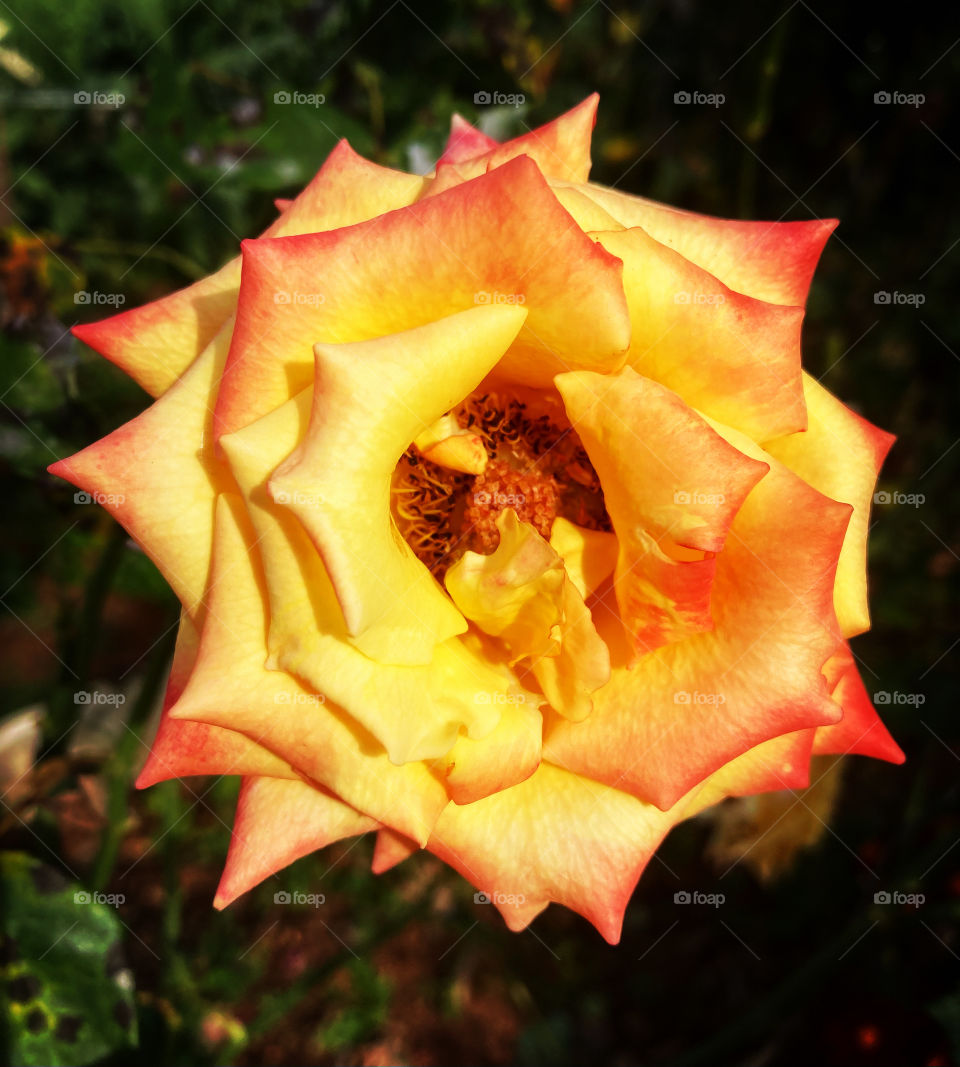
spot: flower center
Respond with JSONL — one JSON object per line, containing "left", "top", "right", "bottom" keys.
{"left": 392, "top": 391, "right": 611, "bottom": 576}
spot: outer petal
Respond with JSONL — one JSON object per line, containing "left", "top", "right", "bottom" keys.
{"left": 544, "top": 422, "right": 851, "bottom": 811}
{"left": 49, "top": 319, "right": 236, "bottom": 617}
{"left": 270, "top": 306, "right": 527, "bottom": 666}
{"left": 437, "top": 94, "right": 598, "bottom": 183}
{"left": 371, "top": 828, "right": 418, "bottom": 874}
{"left": 814, "top": 645, "right": 905, "bottom": 763}
{"left": 169, "top": 494, "right": 450, "bottom": 844}
{"left": 682, "top": 729, "right": 817, "bottom": 818}
{"left": 72, "top": 260, "right": 241, "bottom": 399}
{"left": 574, "top": 181, "right": 837, "bottom": 307}
{"left": 592, "top": 227, "right": 807, "bottom": 441}
{"left": 73, "top": 140, "right": 423, "bottom": 397}
{"left": 555, "top": 369, "right": 769, "bottom": 656}
{"left": 764, "top": 373, "right": 895, "bottom": 637}
{"left": 214, "top": 776, "right": 376, "bottom": 908}
{"left": 135, "top": 613, "right": 294, "bottom": 788}
{"left": 439, "top": 113, "right": 497, "bottom": 163}
{"left": 215, "top": 154, "right": 630, "bottom": 435}
{"left": 220, "top": 394, "right": 518, "bottom": 765}
{"left": 215, "top": 776, "right": 377, "bottom": 909}
{"left": 428, "top": 762, "right": 685, "bottom": 944}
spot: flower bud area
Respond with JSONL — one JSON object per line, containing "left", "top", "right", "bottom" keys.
{"left": 392, "top": 390, "right": 611, "bottom": 578}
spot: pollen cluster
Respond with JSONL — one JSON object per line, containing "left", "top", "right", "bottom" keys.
{"left": 392, "top": 391, "right": 611, "bottom": 576}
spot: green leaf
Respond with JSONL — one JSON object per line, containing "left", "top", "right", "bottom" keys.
{"left": 0, "top": 852, "right": 137, "bottom": 1067}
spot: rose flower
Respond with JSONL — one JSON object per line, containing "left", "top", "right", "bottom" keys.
{"left": 51, "top": 96, "right": 902, "bottom": 942}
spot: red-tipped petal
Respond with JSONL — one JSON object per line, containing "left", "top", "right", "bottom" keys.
{"left": 214, "top": 776, "right": 375, "bottom": 908}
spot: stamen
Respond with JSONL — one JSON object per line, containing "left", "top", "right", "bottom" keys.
{"left": 392, "top": 390, "right": 611, "bottom": 576}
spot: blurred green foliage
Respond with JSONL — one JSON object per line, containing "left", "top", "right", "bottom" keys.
{"left": 0, "top": 1, "right": 957, "bottom": 1065}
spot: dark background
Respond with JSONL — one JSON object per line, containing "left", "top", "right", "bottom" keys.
{"left": 0, "top": 2, "right": 957, "bottom": 1065}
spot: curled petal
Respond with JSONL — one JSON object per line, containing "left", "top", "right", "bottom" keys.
{"left": 592, "top": 226, "right": 807, "bottom": 441}
{"left": 446, "top": 510, "right": 610, "bottom": 719}
{"left": 436, "top": 696, "right": 543, "bottom": 804}
{"left": 575, "top": 181, "right": 837, "bottom": 307}
{"left": 765, "top": 373, "right": 895, "bottom": 636}
{"left": 814, "top": 645, "right": 904, "bottom": 763}
{"left": 414, "top": 413, "right": 488, "bottom": 475}
{"left": 271, "top": 306, "right": 527, "bottom": 665}
{"left": 214, "top": 776, "right": 376, "bottom": 908}
{"left": 446, "top": 509, "right": 566, "bottom": 662}
{"left": 556, "top": 368, "right": 769, "bottom": 656}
